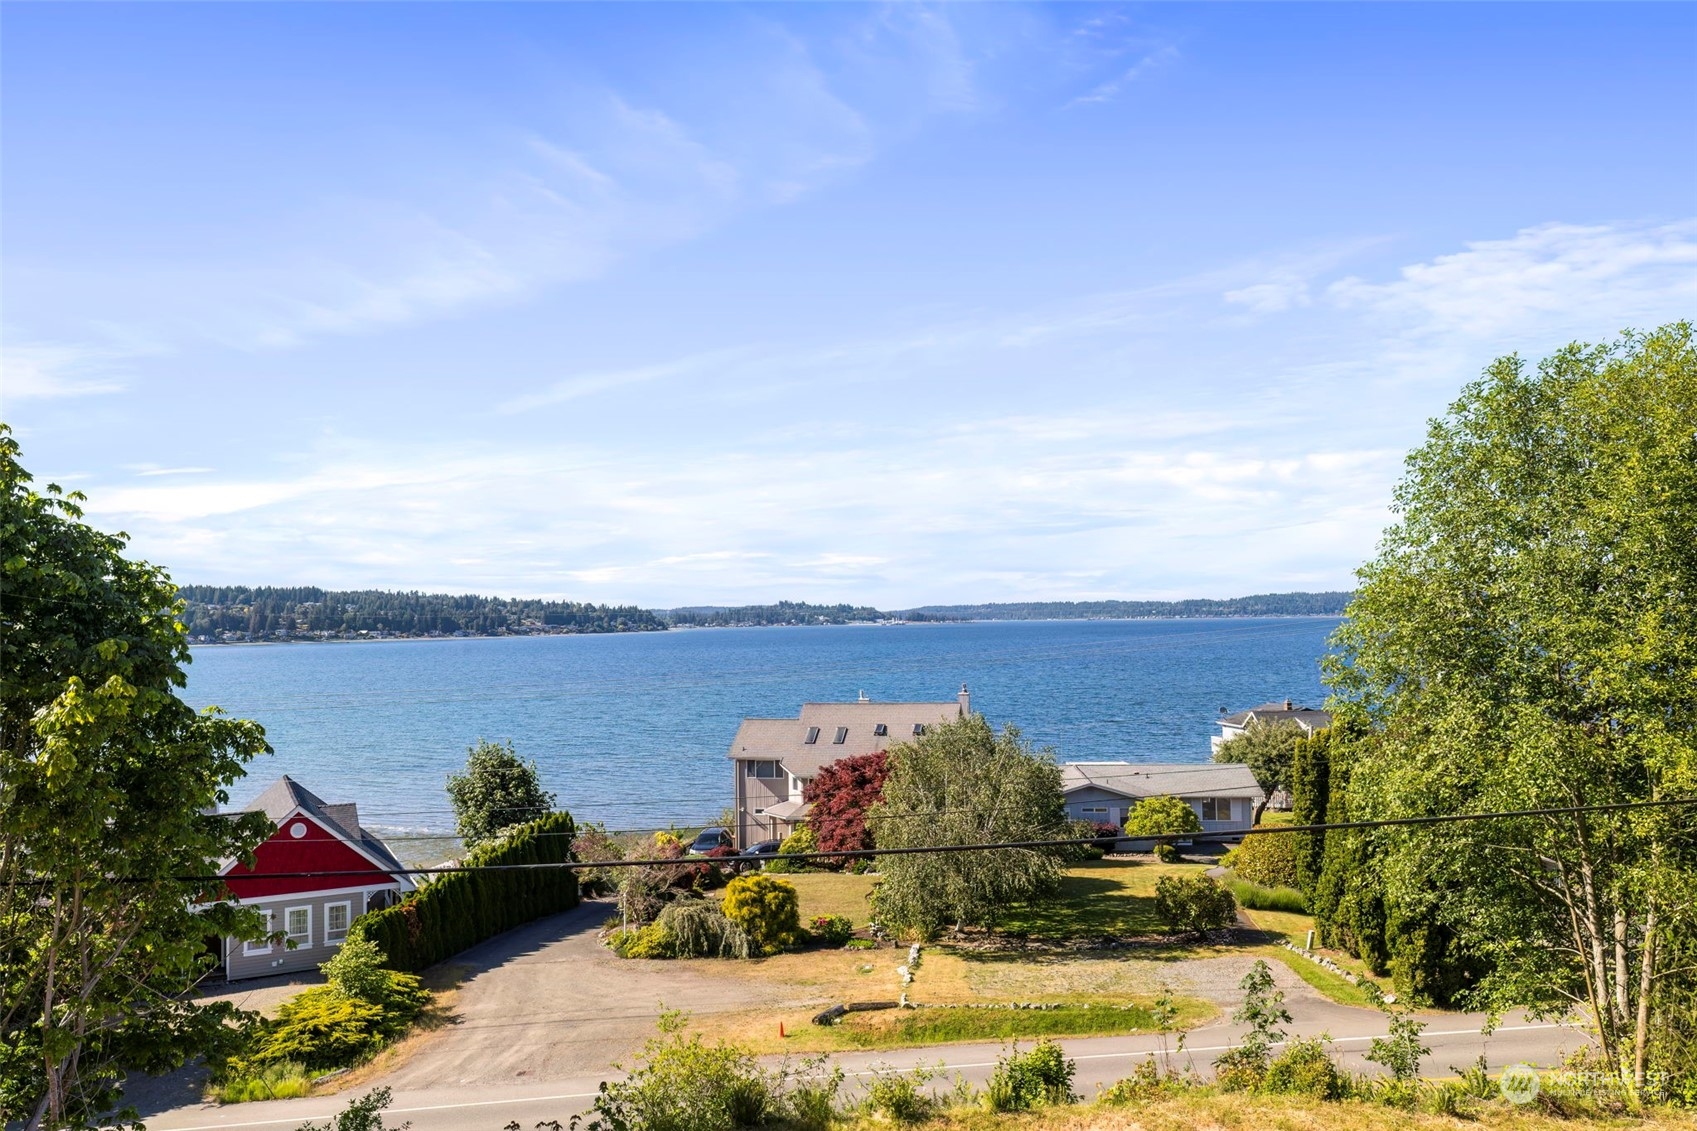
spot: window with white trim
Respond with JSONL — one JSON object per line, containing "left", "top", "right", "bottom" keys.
{"left": 1199, "top": 798, "right": 1234, "bottom": 821}
{"left": 1080, "top": 805, "right": 1110, "bottom": 819}
{"left": 285, "top": 905, "right": 311, "bottom": 948}
{"left": 745, "top": 760, "right": 780, "bottom": 778}
{"left": 326, "top": 901, "right": 351, "bottom": 943}
{"left": 243, "top": 910, "right": 275, "bottom": 956}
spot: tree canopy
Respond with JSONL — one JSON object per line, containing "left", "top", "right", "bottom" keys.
{"left": 803, "top": 750, "right": 889, "bottom": 860}
{"left": 1321, "top": 324, "right": 1697, "bottom": 1090}
{"left": 446, "top": 739, "right": 557, "bottom": 848}
{"left": 867, "top": 715, "right": 1068, "bottom": 935}
{"left": 1120, "top": 795, "right": 1202, "bottom": 838}
{"left": 1, "top": 425, "right": 272, "bottom": 1128}
{"left": 1212, "top": 718, "right": 1303, "bottom": 824}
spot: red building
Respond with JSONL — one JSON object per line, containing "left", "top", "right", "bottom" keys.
{"left": 218, "top": 776, "right": 414, "bottom": 980}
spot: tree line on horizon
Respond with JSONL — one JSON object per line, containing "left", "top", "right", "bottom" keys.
{"left": 175, "top": 588, "right": 1354, "bottom": 640}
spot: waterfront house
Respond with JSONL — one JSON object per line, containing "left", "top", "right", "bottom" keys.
{"left": 728, "top": 686, "right": 972, "bottom": 847}
{"left": 1060, "top": 762, "right": 1262, "bottom": 841}
{"left": 217, "top": 776, "right": 414, "bottom": 980}
{"left": 1211, "top": 699, "right": 1332, "bottom": 754}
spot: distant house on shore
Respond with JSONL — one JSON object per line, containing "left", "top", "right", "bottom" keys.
{"left": 1060, "top": 762, "right": 1261, "bottom": 840}
{"left": 217, "top": 776, "right": 413, "bottom": 981}
{"left": 727, "top": 686, "right": 972, "bottom": 847}
{"left": 1211, "top": 699, "right": 1332, "bottom": 754}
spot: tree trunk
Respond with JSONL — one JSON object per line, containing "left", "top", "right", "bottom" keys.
{"left": 1633, "top": 902, "right": 1657, "bottom": 1094}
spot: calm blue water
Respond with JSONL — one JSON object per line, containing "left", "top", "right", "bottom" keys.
{"left": 182, "top": 618, "right": 1339, "bottom": 833}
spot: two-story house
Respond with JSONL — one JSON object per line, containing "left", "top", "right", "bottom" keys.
{"left": 727, "top": 686, "right": 972, "bottom": 847}
{"left": 1211, "top": 699, "right": 1332, "bottom": 754}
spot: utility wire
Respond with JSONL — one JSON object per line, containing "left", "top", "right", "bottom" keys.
{"left": 22, "top": 795, "right": 1695, "bottom": 886}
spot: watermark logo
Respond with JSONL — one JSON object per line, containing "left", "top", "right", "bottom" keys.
{"left": 1499, "top": 1063, "right": 1541, "bottom": 1105}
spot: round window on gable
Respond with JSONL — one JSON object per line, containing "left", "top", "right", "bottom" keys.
{"left": 289, "top": 821, "right": 307, "bottom": 839}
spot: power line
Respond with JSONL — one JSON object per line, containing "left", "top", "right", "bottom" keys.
{"left": 23, "top": 795, "right": 1695, "bottom": 886}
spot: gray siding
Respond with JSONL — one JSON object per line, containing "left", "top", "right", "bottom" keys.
{"left": 224, "top": 890, "right": 392, "bottom": 981}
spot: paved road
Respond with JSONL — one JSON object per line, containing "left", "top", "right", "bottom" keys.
{"left": 140, "top": 1015, "right": 1583, "bottom": 1130}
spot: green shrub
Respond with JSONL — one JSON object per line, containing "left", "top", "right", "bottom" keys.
{"left": 213, "top": 1060, "right": 313, "bottom": 1103}
{"left": 610, "top": 923, "right": 676, "bottom": 959}
{"left": 1153, "top": 874, "right": 1236, "bottom": 936}
{"left": 809, "top": 914, "right": 854, "bottom": 947}
{"left": 295, "top": 1086, "right": 407, "bottom": 1131}
{"left": 321, "top": 935, "right": 390, "bottom": 1002}
{"left": 1122, "top": 796, "right": 1201, "bottom": 838}
{"left": 1212, "top": 960, "right": 1290, "bottom": 1092}
{"left": 251, "top": 989, "right": 388, "bottom": 1072}
{"left": 721, "top": 874, "right": 802, "bottom": 956}
{"left": 576, "top": 1013, "right": 769, "bottom": 1131}
{"left": 1223, "top": 874, "right": 1309, "bottom": 913}
{"left": 1152, "top": 842, "right": 1181, "bottom": 863}
{"left": 655, "top": 899, "right": 752, "bottom": 959}
{"left": 985, "top": 1040, "right": 1076, "bottom": 1112}
{"left": 351, "top": 811, "right": 579, "bottom": 973}
{"left": 764, "top": 824, "right": 817, "bottom": 873}
{"left": 1261, "top": 1036, "right": 1346, "bottom": 1099}
{"left": 1098, "top": 1056, "right": 1166, "bottom": 1104}
{"left": 862, "top": 1064, "right": 939, "bottom": 1123}
{"left": 1230, "top": 829, "right": 1302, "bottom": 888}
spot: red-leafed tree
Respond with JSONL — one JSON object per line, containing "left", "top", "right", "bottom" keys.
{"left": 803, "top": 751, "right": 890, "bottom": 860}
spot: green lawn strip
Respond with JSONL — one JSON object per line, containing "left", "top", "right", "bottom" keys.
{"left": 1258, "top": 944, "right": 1385, "bottom": 1009}
{"left": 993, "top": 860, "right": 1212, "bottom": 939}
{"left": 833, "top": 998, "right": 1213, "bottom": 1049}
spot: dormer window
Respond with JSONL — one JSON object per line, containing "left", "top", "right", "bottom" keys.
{"left": 833, "top": 727, "right": 848, "bottom": 744}
{"left": 804, "top": 727, "right": 820, "bottom": 744}
{"left": 912, "top": 723, "right": 926, "bottom": 736}
{"left": 874, "top": 723, "right": 888, "bottom": 736}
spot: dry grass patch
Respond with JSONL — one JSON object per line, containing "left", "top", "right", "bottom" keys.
{"left": 843, "top": 1094, "right": 1697, "bottom": 1131}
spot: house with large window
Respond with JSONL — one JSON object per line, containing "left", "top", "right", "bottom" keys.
{"left": 728, "top": 687, "right": 972, "bottom": 847}
{"left": 1060, "top": 762, "right": 1262, "bottom": 841}
{"left": 217, "top": 776, "right": 414, "bottom": 980}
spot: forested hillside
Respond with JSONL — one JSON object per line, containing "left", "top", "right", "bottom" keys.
{"left": 176, "top": 586, "right": 666, "bottom": 641}
{"left": 902, "top": 592, "right": 1352, "bottom": 620}
{"left": 663, "top": 600, "right": 937, "bottom": 626}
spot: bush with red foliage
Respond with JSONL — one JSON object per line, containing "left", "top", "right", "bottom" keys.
{"left": 803, "top": 750, "right": 890, "bottom": 864}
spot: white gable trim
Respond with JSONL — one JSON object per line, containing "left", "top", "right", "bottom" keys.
{"left": 220, "top": 806, "right": 410, "bottom": 887}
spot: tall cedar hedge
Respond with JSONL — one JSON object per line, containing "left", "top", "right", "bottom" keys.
{"left": 350, "top": 812, "right": 578, "bottom": 972}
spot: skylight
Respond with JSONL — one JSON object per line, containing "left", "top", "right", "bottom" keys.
{"left": 912, "top": 723, "right": 926, "bottom": 736}
{"left": 874, "top": 723, "right": 888, "bottom": 736}
{"left": 834, "top": 727, "right": 848, "bottom": 744}
{"left": 804, "top": 727, "right": 820, "bottom": 744}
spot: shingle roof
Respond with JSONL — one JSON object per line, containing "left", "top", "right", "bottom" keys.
{"left": 1061, "top": 762, "right": 1263, "bottom": 800}
{"left": 1219, "top": 702, "right": 1332, "bottom": 731}
{"left": 240, "top": 775, "right": 408, "bottom": 876}
{"left": 728, "top": 698, "right": 966, "bottom": 778}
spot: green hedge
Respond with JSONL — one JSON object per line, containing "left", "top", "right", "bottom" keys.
{"left": 351, "top": 812, "right": 578, "bottom": 972}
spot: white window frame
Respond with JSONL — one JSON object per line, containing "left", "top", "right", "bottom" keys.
{"left": 1080, "top": 805, "right": 1110, "bottom": 819}
{"left": 284, "top": 905, "right": 312, "bottom": 948}
{"left": 1200, "top": 797, "right": 1235, "bottom": 822}
{"left": 243, "top": 909, "right": 275, "bottom": 956}
{"left": 325, "top": 901, "right": 351, "bottom": 944}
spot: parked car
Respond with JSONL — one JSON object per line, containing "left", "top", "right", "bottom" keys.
{"left": 688, "top": 827, "right": 734, "bottom": 855}
{"left": 734, "top": 839, "right": 782, "bottom": 872}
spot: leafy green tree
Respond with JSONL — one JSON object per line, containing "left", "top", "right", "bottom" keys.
{"left": 1324, "top": 324, "right": 1697, "bottom": 1091}
{"left": 1153, "top": 874, "right": 1236, "bottom": 937}
{"left": 445, "top": 739, "right": 555, "bottom": 848}
{"left": 1212, "top": 959, "right": 1291, "bottom": 1090}
{"left": 1120, "top": 795, "right": 1202, "bottom": 838}
{"left": 868, "top": 715, "right": 1068, "bottom": 935}
{"left": 1, "top": 426, "right": 272, "bottom": 1128}
{"left": 1213, "top": 718, "right": 1304, "bottom": 824}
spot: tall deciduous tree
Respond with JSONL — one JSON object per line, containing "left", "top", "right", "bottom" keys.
{"left": 868, "top": 715, "right": 1067, "bottom": 935}
{"left": 1, "top": 426, "right": 272, "bottom": 1129}
{"left": 1324, "top": 324, "right": 1697, "bottom": 1092}
{"left": 1212, "top": 718, "right": 1303, "bottom": 824}
{"left": 803, "top": 750, "right": 888, "bottom": 861}
{"left": 446, "top": 739, "right": 555, "bottom": 848}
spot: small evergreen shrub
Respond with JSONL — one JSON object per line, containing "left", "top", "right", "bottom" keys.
{"left": 1261, "top": 1036, "right": 1346, "bottom": 1099}
{"left": 610, "top": 923, "right": 676, "bottom": 959}
{"left": 721, "top": 874, "right": 802, "bottom": 955}
{"left": 985, "top": 1040, "right": 1076, "bottom": 1112}
{"left": 809, "top": 914, "right": 854, "bottom": 947}
{"left": 249, "top": 989, "right": 388, "bottom": 1072}
{"left": 1153, "top": 874, "right": 1236, "bottom": 936}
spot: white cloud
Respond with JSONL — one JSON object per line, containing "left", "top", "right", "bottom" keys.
{"left": 1068, "top": 43, "right": 1179, "bottom": 107}
{"left": 1, "top": 339, "right": 129, "bottom": 401}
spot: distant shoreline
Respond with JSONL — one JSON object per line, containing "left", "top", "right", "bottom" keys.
{"left": 185, "top": 611, "right": 1346, "bottom": 647}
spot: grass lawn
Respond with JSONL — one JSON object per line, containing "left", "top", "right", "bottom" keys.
{"left": 830, "top": 999, "right": 1210, "bottom": 1048}
{"left": 993, "top": 859, "right": 1211, "bottom": 939}
{"left": 782, "top": 871, "right": 879, "bottom": 926}
{"left": 1238, "top": 906, "right": 1396, "bottom": 1005}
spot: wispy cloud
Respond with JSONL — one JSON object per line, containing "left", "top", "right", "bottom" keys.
{"left": 1068, "top": 43, "right": 1179, "bottom": 107}
{"left": 1, "top": 338, "right": 131, "bottom": 401}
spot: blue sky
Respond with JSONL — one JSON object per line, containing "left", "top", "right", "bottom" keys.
{"left": 5, "top": 3, "right": 1694, "bottom": 608}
